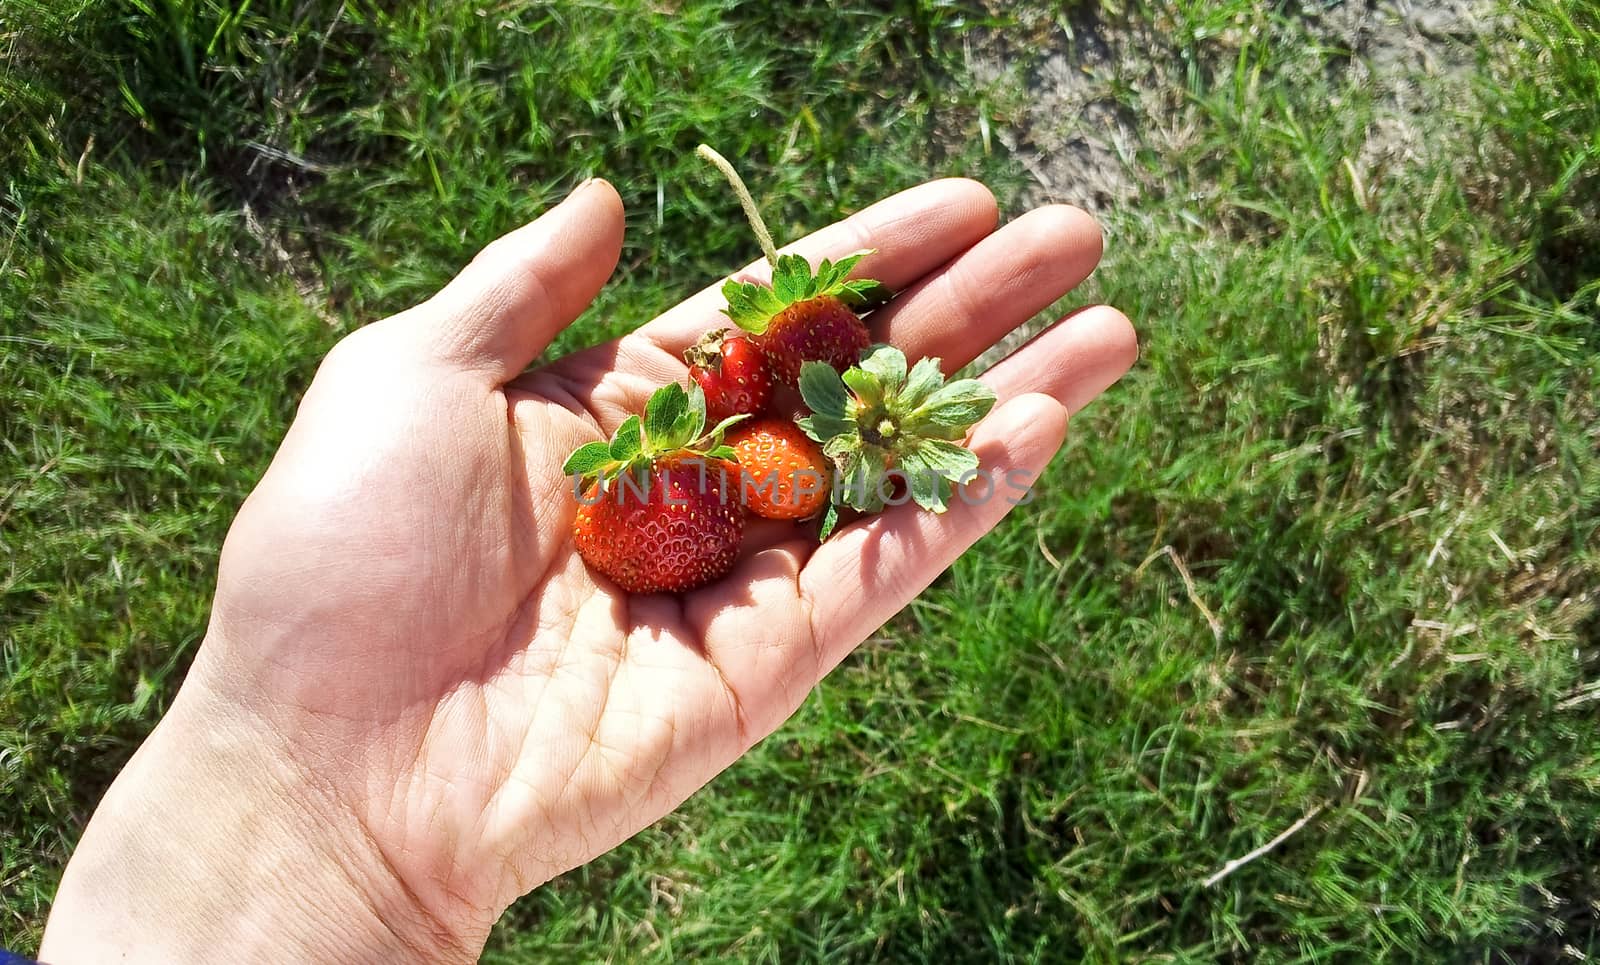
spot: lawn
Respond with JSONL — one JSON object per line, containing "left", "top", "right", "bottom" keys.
{"left": 2, "top": 0, "right": 1597, "bottom": 960}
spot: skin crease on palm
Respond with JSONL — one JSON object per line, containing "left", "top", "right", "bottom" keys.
{"left": 40, "top": 178, "right": 1136, "bottom": 964}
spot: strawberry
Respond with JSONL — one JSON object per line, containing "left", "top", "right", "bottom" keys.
{"left": 727, "top": 417, "right": 831, "bottom": 520}
{"left": 697, "top": 144, "right": 886, "bottom": 384}
{"left": 745, "top": 286, "right": 871, "bottom": 385}
{"left": 564, "top": 383, "right": 747, "bottom": 594}
{"left": 571, "top": 459, "right": 741, "bottom": 594}
{"left": 685, "top": 329, "right": 773, "bottom": 425}
{"left": 797, "top": 346, "right": 996, "bottom": 538}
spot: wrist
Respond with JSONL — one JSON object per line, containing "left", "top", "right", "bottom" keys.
{"left": 39, "top": 681, "right": 478, "bottom": 965}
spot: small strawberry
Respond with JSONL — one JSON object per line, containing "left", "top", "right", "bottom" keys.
{"left": 697, "top": 144, "right": 886, "bottom": 384}
{"left": 564, "top": 383, "right": 747, "bottom": 594}
{"left": 685, "top": 329, "right": 773, "bottom": 425}
{"left": 727, "top": 417, "right": 832, "bottom": 520}
{"left": 798, "top": 346, "right": 996, "bottom": 537}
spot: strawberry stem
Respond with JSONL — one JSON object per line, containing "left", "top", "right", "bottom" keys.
{"left": 697, "top": 144, "right": 780, "bottom": 268}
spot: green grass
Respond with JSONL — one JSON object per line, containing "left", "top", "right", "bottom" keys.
{"left": 3, "top": 0, "right": 1597, "bottom": 959}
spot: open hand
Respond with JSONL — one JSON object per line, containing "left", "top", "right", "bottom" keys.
{"left": 43, "top": 178, "right": 1134, "bottom": 963}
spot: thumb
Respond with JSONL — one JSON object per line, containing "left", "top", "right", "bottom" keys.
{"left": 413, "top": 178, "right": 625, "bottom": 381}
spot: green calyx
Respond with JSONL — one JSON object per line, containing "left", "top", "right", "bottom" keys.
{"left": 721, "top": 251, "right": 887, "bottom": 335}
{"left": 563, "top": 382, "right": 746, "bottom": 492}
{"left": 797, "top": 346, "right": 996, "bottom": 515}
{"left": 696, "top": 143, "right": 887, "bottom": 336}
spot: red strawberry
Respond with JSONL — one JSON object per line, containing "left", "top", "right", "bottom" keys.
{"left": 750, "top": 294, "right": 870, "bottom": 385}
{"left": 564, "top": 383, "right": 747, "bottom": 594}
{"left": 572, "top": 458, "right": 741, "bottom": 594}
{"left": 685, "top": 329, "right": 773, "bottom": 425}
{"left": 697, "top": 144, "right": 886, "bottom": 385}
{"left": 726, "top": 418, "right": 831, "bottom": 520}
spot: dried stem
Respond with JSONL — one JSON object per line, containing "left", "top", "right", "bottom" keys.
{"left": 1201, "top": 804, "right": 1325, "bottom": 888}
{"left": 697, "top": 144, "right": 779, "bottom": 268}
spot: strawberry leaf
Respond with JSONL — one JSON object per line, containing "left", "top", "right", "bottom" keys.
{"left": 772, "top": 253, "right": 812, "bottom": 303}
{"left": 563, "top": 442, "right": 614, "bottom": 479}
{"left": 913, "top": 438, "right": 981, "bottom": 478}
{"left": 825, "top": 251, "right": 869, "bottom": 281}
{"left": 625, "top": 461, "right": 652, "bottom": 496}
{"left": 901, "top": 356, "right": 945, "bottom": 409}
{"left": 897, "top": 449, "right": 949, "bottom": 513}
{"left": 798, "top": 413, "right": 854, "bottom": 444}
{"left": 812, "top": 257, "right": 840, "bottom": 293}
{"left": 707, "top": 414, "right": 748, "bottom": 436}
{"left": 721, "top": 279, "right": 787, "bottom": 333}
{"left": 914, "top": 379, "right": 996, "bottom": 436}
{"left": 832, "top": 447, "right": 882, "bottom": 512}
{"left": 719, "top": 250, "right": 884, "bottom": 335}
{"left": 704, "top": 412, "right": 751, "bottom": 443}
{"left": 818, "top": 503, "right": 840, "bottom": 541}
{"left": 798, "top": 361, "right": 850, "bottom": 419}
{"left": 820, "top": 256, "right": 862, "bottom": 295}
{"left": 704, "top": 444, "right": 737, "bottom": 461}
{"left": 683, "top": 329, "right": 728, "bottom": 371}
{"left": 858, "top": 345, "right": 908, "bottom": 396}
{"left": 821, "top": 433, "right": 859, "bottom": 460}
{"left": 837, "top": 279, "right": 888, "bottom": 307}
{"left": 677, "top": 383, "right": 709, "bottom": 443}
{"left": 610, "top": 415, "right": 642, "bottom": 460}
{"left": 644, "top": 383, "right": 690, "bottom": 449}
{"left": 842, "top": 367, "right": 885, "bottom": 408}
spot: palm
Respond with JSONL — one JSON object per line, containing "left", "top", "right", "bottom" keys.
{"left": 197, "top": 178, "right": 1134, "bottom": 936}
